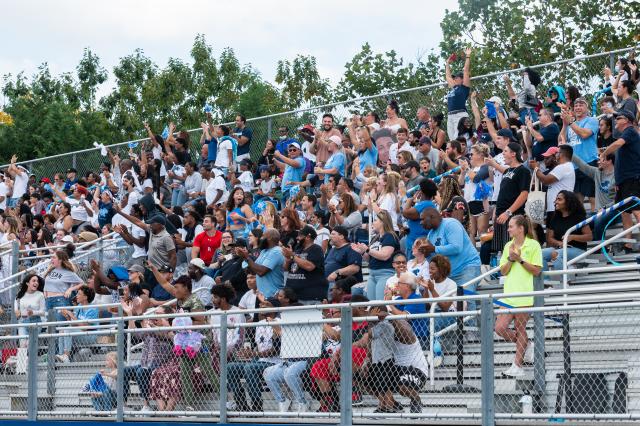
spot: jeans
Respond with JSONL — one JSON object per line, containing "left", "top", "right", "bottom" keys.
{"left": 171, "top": 188, "right": 187, "bottom": 207}
{"left": 366, "top": 268, "right": 395, "bottom": 301}
{"left": 58, "top": 332, "right": 97, "bottom": 355}
{"left": 519, "top": 107, "right": 538, "bottom": 124}
{"left": 263, "top": 360, "right": 309, "bottom": 404}
{"left": 450, "top": 265, "right": 481, "bottom": 326}
{"left": 92, "top": 388, "right": 117, "bottom": 411}
{"left": 542, "top": 246, "right": 585, "bottom": 271}
{"left": 592, "top": 209, "right": 622, "bottom": 241}
{"left": 124, "top": 365, "right": 154, "bottom": 402}
{"left": 46, "top": 296, "right": 71, "bottom": 322}
{"left": 227, "top": 360, "right": 273, "bottom": 406}
{"left": 18, "top": 316, "right": 41, "bottom": 339}
{"left": 179, "top": 352, "right": 219, "bottom": 408}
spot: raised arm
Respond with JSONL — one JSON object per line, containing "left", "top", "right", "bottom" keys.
{"left": 503, "top": 75, "right": 516, "bottom": 100}
{"left": 463, "top": 47, "right": 472, "bottom": 87}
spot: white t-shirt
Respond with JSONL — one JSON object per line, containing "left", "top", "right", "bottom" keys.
{"left": 13, "top": 170, "right": 29, "bottom": 199}
{"left": 434, "top": 277, "right": 458, "bottom": 311}
{"left": 215, "top": 139, "right": 233, "bottom": 169}
{"left": 378, "top": 193, "right": 399, "bottom": 231}
{"left": 301, "top": 141, "right": 316, "bottom": 162}
{"left": 209, "top": 306, "right": 245, "bottom": 348}
{"left": 68, "top": 198, "right": 92, "bottom": 222}
{"left": 260, "top": 177, "right": 277, "bottom": 195}
{"left": 131, "top": 225, "right": 147, "bottom": 259}
{"left": 123, "top": 190, "right": 141, "bottom": 215}
{"left": 236, "top": 171, "right": 254, "bottom": 192}
{"left": 546, "top": 162, "right": 576, "bottom": 212}
{"left": 238, "top": 290, "right": 257, "bottom": 311}
{"left": 389, "top": 143, "right": 418, "bottom": 165}
{"left": 408, "top": 258, "right": 430, "bottom": 280}
{"left": 206, "top": 176, "right": 229, "bottom": 206}
{"left": 0, "top": 182, "right": 8, "bottom": 210}
{"left": 192, "top": 275, "right": 215, "bottom": 307}
{"left": 491, "top": 153, "right": 506, "bottom": 202}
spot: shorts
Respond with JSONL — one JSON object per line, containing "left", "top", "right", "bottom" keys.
{"left": 366, "top": 359, "right": 397, "bottom": 395}
{"left": 574, "top": 163, "right": 597, "bottom": 198}
{"left": 615, "top": 178, "right": 640, "bottom": 211}
{"left": 394, "top": 365, "right": 427, "bottom": 391}
{"left": 469, "top": 200, "right": 486, "bottom": 216}
{"left": 309, "top": 347, "right": 367, "bottom": 381}
{"left": 491, "top": 221, "right": 509, "bottom": 252}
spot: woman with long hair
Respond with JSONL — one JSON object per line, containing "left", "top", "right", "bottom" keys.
{"left": 426, "top": 112, "right": 446, "bottom": 149}
{"left": 15, "top": 274, "right": 45, "bottom": 345}
{"left": 438, "top": 175, "right": 470, "bottom": 231}
{"left": 495, "top": 215, "right": 542, "bottom": 377}
{"left": 382, "top": 99, "right": 409, "bottom": 134}
{"left": 279, "top": 207, "right": 302, "bottom": 247}
{"left": 56, "top": 285, "right": 98, "bottom": 363}
{"left": 458, "top": 144, "right": 492, "bottom": 238}
{"left": 370, "top": 173, "right": 401, "bottom": 231}
{"left": 541, "top": 190, "right": 592, "bottom": 271}
{"left": 53, "top": 202, "right": 73, "bottom": 233}
{"left": 226, "top": 187, "right": 255, "bottom": 240}
{"left": 43, "top": 250, "right": 84, "bottom": 321}
{"left": 328, "top": 193, "right": 362, "bottom": 236}
{"left": 456, "top": 116, "right": 475, "bottom": 142}
{"left": 352, "top": 210, "right": 400, "bottom": 300}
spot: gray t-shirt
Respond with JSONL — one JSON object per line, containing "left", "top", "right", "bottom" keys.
{"left": 193, "top": 275, "right": 215, "bottom": 307}
{"left": 44, "top": 268, "right": 82, "bottom": 294}
{"left": 572, "top": 155, "right": 616, "bottom": 210}
{"left": 148, "top": 229, "right": 176, "bottom": 268}
{"left": 370, "top": 321, "right": 395, "bottom": 364}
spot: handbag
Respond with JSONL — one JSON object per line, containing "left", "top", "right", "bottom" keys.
{"left": 525, "top": 171, "right": 546, "bottom": 224}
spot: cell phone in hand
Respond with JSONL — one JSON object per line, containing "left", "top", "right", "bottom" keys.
{"left": 448, "top": 53, "right": 457, "bottom": 62}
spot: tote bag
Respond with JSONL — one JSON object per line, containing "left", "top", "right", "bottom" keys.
{"left": 525, "top": 171, "right": 546, "bottom": 224}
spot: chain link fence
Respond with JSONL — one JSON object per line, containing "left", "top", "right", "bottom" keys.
{"left": 5, "top": 46, "right": 637, "bottom": 180}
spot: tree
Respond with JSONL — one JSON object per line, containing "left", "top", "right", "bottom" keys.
{"left": 275, "top": 54, "right": 332, "bottom": 110}
{"left": 77, "top": 48, "right": 108, "bottom": 110}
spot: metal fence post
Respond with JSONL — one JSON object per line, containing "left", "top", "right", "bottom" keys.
{"left": 46, "top": 310, "right": 56, "bottom": 402}
{"left": 533, "top": 274, "right": 546, "bottom": 412}
{"left": 609, "top": 52, "right": 615, "bottom": 73}
{"left": 116, "top": 320, "right": 124, "bottom": 421}
{"left": 10, "top": 240, "right": 19, "bottom": 328}
{"left": 267, "top": 118, "right": 273, "bottom": 140}
{"left": 27, "top": 325, "right": 39, "bottom": 421}
{"left": 480, "top": 298, "right": 495, "bottom": 426}
{"left": 219, "top": 313, "right": 228, "bottom": 423}
{"left": 72, "top": 153, "right": 77, "bottom": 170}
{"left": 455, "top": 285, "right": 464, "bottom": 386}
{"left": 97, "top": 238, "right": 104, "bottom": 265}
{"left": 339, "top": 307, "right": 353, "bottom": 426}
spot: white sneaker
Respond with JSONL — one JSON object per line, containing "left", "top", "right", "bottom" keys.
{"left": 278, "top": 399, "right": 291, "bottom": 412}
{"left": 291, "top": 401, "right": 308, "bottom": 412}
{"left": 226, "top": 401, "right": 236, "bottom": 411}
{"left": 56, "top": 354, "right": 70, "bottom": 363}
{"left": 524, "top": 341, "right": 534, "bottom": 364}
{"left": 503, "top": 363, "right": 525, "bottom": 377}
{"left": 433, "top": 354, "right": 444, "bottom": 368}
{"left": 139, "top": 405, "right": 152, "bottom": 417}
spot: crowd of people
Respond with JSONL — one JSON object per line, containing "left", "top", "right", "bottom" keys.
{"left": 2, "top": 49, "right": 640, "bottom": 412}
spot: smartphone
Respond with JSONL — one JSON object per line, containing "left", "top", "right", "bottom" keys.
{"left": 118, "top": 288, "right": 125, "bottom": 297}
{"left": 448, "top": 53, "right": 457, "bottom": 62}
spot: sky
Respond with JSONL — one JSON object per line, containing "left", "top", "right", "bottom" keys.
{"left": 1, "top": 0, "right": 459, "bottom": 103}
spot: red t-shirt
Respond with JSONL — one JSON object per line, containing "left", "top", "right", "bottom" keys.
{"left": 192, "top": 230, "right": 222, "bottom": 265}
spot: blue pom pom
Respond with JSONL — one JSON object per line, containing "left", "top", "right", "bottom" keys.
{"left": 161, "top": 126, "right": 169, "bottom": 139}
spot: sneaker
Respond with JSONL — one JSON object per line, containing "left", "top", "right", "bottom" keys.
{"left": 278, "top": 399, "right": 291, "bottom": 413}
{"left": 409, "top": 399, "right": 423, "bottom": 414}
{"left": 433, "top": 354, "right": 444, "bottom": 368}
{"left": 226, "top": 401, "right": 237, "bottom": 411}
{"left": 352, "top": 392, "right": 364, "bottom": 406}
{"left": 139, "top": 405, "right": 152, "bottom": 417}
{"left": 392, "top": 400, "right": 404, "bottom": 412}
{"left": 524, "top": 341, "right": 534, "bottom": 364}
{"left": 503, "top": 363, "right": 526, "bottom": 378}
{"left": 291, "top": 401, "right": 308, "bottom": 413}
{"left": 56, "top": 354, "right": 70, "bottom": 363}
{"left": 373, "top": 405, "right": 402, "bottom": 414}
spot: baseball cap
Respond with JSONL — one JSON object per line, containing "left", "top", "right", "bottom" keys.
{"left": 40, "top": 177, "right": 52, "bottom": 184}
{"left": 328, "top": 135, "right": 342, "bottom": 146}
{"left": 419, "top": 136, "right": 432, "bottom": 145}
{"left": 497, "top": 128, "right": 518, "bottom": 142}
{"left": 146, "top": 215, "right": 166, "bottom": 226}
{"left": 74, "top": 185, "right": 88, "bottom": 196}
{"left": 613, "top": 109, "right": 635, "bottom": 121}
{"left": 300, "top": 124, "right": 315, "bottom": 133}
{"left": 66, "top": 168, "right": 77, "bottom": 174}
{"left": 190, "top": 258, "right": 206, "bottom": 270}
{"left": 128, "top": 264, "right": 145, "bottom": 274}
{"left": 507, "top": 142, "right": 524, "bottom": 163}
{"left": 78, "top": 231, "right": 98, "bottom": 243}
{"left": 288, "top": 142, "right": 301, "bottom": 150}
{"left": 453, "top": 71, "right": 464, "bottom": 78}
{"left": 402, "top": 160, "right": 420, "bottom": 170}
{"left": 239, "top": 158, "right": 252, "bottom": 166}
{"left": 299, "top": 225, "right": 317, "bottom": 240}
{"left": 541, "top": 146, "right": 560, "bottom": 157}
{"left": 488, "top": 96, "right": 503, "bottom": 105}
{"left": 573, "top": 97, "right": 588, "bottom": 106}
{"left": 61, "top": 235, "right": 74, "bottom": 243}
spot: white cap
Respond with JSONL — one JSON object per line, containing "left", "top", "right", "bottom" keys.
{"left": 328, "top": 135, "right": 342, "bottom": 146}
{"left": 190, "top": 258, "right": 206, "bottom": 270}
{"left": 61, "top": 235, "right": 74, "bottom": 243}
{"left": 488, "top": 96, "right": 503, "bottom": 105}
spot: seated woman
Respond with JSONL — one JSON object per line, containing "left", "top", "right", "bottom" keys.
{"left": 56, "top": 285, "right": 99, "bottom": 363}
{"left": 328, "top": 193, "right": 362, "bottom": 238}
{"left": 418, "top": 255, "right": 457, "bottom": 333}
{"left": 541, "top": 190, "right": 592, "bottom": 271}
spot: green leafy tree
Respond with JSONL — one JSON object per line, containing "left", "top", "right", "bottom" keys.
{"left": 275, "top": 54, "right": 332, "bottom": 110}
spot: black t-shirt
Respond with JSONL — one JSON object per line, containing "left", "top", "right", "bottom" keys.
{"left": 325, "top": 244, "right": 363, "bottom": 282}
{"left": 496, "top": 164, "right": 531, "bottom": 216}
{"left": 285, "top": 244, "right": 328, "bottom": 301}
{"left": 368, "top": 233, "right": 400, "bottom": 270}
{"left": 615, "top": 127, "right": 640, "bottom": 184}
{"left": 549, "top": 211, "right": 588, "bottom": 251}
{"left": 280, "top": 230, "right": 299, "bottom": 248}
{"left": 532, "top": 123, "right": 559, "bottom": 161}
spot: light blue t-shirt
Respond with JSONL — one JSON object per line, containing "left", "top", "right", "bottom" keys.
{"left": 323, "top": 151, "right": 346, "bottom": 183}
{"left": 427, "top": 218, "right": 481, "bottom": 277}
{"left": 566, "top": 116, "right": 599, "bottom": 164}
{"left": 358, "top": 145, "right": 378, "bottom": 171}
{"left": 77, "top": 306, "right": 99, "bottom": 324}
{"left": 255, "top": 246, "right": 285, "bottom": 298}
{"left": 280, "top": 157, "right": 306, "bottom": 192}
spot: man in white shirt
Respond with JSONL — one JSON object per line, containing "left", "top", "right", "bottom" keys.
{"left": 214, "top": 125, "right": 235, "bottom": 175}
{"left": 206, "top": 169, "right": 229, "bottom": 208}
{"left": 0, "top": 173, "right": 9, "bottom": 212}
{"left": 6, "top": 155, "right": 28, "bottom": 208}
{"left": 389, "top": 128, "right": 418, "bottom": 165}
{"left": 529, "top": 145, "right": 576, "bottom": 216}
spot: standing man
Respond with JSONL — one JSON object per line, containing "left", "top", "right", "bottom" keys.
{"left": 282, "top": 226, "right": 329, "bottom": 304}
{"left": 600, "top": 110, "right": 640, "bottom": 252}
{"left": 236, "top": 228, "right": 285, "bottom": 298}
{"left": 314, "top": 136, "right": 346, "bottom": 183}
{"left": 445, "top": 48, "right": 472, "bottom": 140}
{"left": 275, "top": 126, "right": 297, "bottom": 155}
{"left": 311, "top": 113, "right": 342, "bottom": 165}
{"left": 524, "top": 108, "right": 560, "bottom": 162}
{"left": 234, "top": 114, "right": 253, "bottom": 169}
{"left": 192, "top": 215, "right": 222, "bottom": 266}
{"left": 274, "top": 142, "right": 306, "bottom": 199}
{"left": 415, "top": 106, "right": 431, "bottom": 133}
{"left": 529, "top": 145, "right": 575, "bottom": 220}
{"left": 561, "top": 97, "right": 599, "bottom": 210}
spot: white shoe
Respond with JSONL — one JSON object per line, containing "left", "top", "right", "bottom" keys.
{"left": 56, "top": 354, "right": 70, "bottom": 363}
{"left": 278, "top": 399, "right": 291, "bottom": 413}
{"left": 433, "top": 354, "right": 444, "bottom": 368}
{"left": 524, "top": 341, "right": 534, "bottom": 364}
{"left": 226, "top": 401, "right": 236, "bottom": 411}
{"left": 139, "top": 405, "right": 152, "bottom": 416}
{"left": 291, "top": 401, "right": 308, "bottom": 413}
{"left": 503, "top": 363, "right": 525, "bottom": 377}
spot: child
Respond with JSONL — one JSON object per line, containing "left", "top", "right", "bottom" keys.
{"left": 419, "top": 158, "right": 436, "bottom": 178}
{"left": 83, "top": 351, "right": 118, "bottom": 411}
{"left": 234, "top": 159, "right": 255, "bottom": 192}
{"left": 256, "top": 165, "right": 277, "bottom": 198}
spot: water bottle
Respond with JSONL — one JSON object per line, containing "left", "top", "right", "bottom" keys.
{"left": 433, "top": 337, "right": 443, "bottom": 357}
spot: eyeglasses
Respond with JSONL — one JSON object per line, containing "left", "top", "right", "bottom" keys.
{"left": 288, "top": 148, "right": 299, "bottom": 152}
